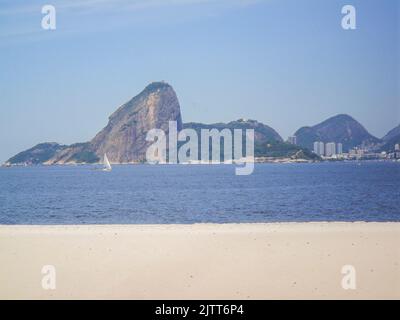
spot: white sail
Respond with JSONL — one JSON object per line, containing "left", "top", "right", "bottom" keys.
{"left": 103, "top": 153, "right": 112, "bottom": 171}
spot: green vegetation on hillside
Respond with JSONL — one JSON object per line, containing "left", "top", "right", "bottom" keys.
{"left": 69, "top": 150, "right": 99, "bottom": 163}
{"left": 7, "top": 143, "right": 66, "bottom": 165}
{"left": 255, "top": 141, "right": 320, "bottom": 160}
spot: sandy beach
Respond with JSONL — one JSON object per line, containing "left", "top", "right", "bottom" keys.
{"left": 0, "top": 223, "right": 399, "bottom": 299}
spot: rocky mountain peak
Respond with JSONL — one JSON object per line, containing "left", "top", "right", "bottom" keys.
{"left": 89, "top": 82, "right": 182, "bottom": 163}
{"left": 31, "top": 82, "right": 183, "bottom": 164}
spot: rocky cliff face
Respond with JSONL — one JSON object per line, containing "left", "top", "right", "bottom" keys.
{"left": 90, "top": 82, "right": 182, "bottom": 163}
{"left": 43, "top": 82, "right": 182, "bottom": 164}
{"left": 7, "top": 82, "right": 343, "bottom": 165}
{"left": 45, "top": 143, "right": 98, "bottom": 165}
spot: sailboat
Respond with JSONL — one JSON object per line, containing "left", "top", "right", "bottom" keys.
{"left": 102, "top": 153, "right": 112, "bottom": 171}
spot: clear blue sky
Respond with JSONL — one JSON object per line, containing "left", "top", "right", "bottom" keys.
{"left": 0, "top": 0, "right": 399, "bottom": 163}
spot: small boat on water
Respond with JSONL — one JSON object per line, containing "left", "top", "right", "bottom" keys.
{"left": 102, "top": 153, "right": 112, "bottom": 172}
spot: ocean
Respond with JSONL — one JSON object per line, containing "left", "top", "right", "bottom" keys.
{"left": 0, "top": 161, "right": 399, "bottom": 224}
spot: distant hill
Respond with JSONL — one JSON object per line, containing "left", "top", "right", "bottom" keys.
{"left": 7, "top": 143, "right": 67, "bottom": 165}
{"left": 89, "top": 82, "right": 182, "bottom": 163}
{"left": 380, "top": 124, "right": 400, "bottom": 152}
{"left": 382, "top": 124, "right": 400, "bottom": 142}
{"left": 7, "top": 82, "right": 182, "bottom": 165}
{"left": 294, "top": 114, "right": 381, "bottom": 152}
{"left": 254, "top": 141, "right": 320, "bottom": 160}
{"left": 184, "top": 120, "right": 319, "bottom": 160}
{"left": 184, "top": 119, "right": 283, "bottom": 144}
{"left": 6, "top": 83, "right": 330, "bottom": 165}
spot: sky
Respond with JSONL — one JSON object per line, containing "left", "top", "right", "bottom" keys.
{"left": 0, "top": 0, "right": 399, "bottom": 163}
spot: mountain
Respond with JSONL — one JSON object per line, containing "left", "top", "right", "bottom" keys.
{"left": 43, "top": 82, "right": 182, "bottom": 164}
{"left": 184, "top": 119, "right": 283, "bottom": 144}
{"left": 88, "top": 82, "right": 182, "bottom": 163}
{"left": 380, "top": 124, "right": 400, "bottom": 152}
{"left": 183, "top": 120, "right": 319, "bottom": 160}
{"left": 45, "top": 142, "right": 99, "bottom": 164}
{"left": 7, "top": 143, "right": 67, "bottom": 165}
{"left": 382, "top": 124, "right": 400, "bottom": 142}
{"left": 7, "top": 82, "right": 182, "bottom": 165}
{"left": 7, "top": 82, "right": 317, "bottom": 165}
{"left": 294, "top": 114, "right": 381, "bottom": 152}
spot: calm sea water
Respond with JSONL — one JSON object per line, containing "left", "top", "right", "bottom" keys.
{"left": 0, "top": 162, "right": 399, "bottom": 224}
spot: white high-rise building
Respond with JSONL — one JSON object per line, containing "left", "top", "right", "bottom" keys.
{"left": 319, "top": 142, "right": 325, "bottom": 156}
{"left": 395, "top": 144, "right": 400, "bottom": 151}
{"left": 313, "top": 141, "right": 325, "bottom": 156}
{"left": 288, "top": 136, "right": 297, "bottom": 145}
{"left": 325, "top": 142, "right": 336, "bottom": 157}
{"left": 313, "top": 142, "right": 319, "bottom": 154}
{"left": 337, "top": 143, "right": 343, "bottom": 155}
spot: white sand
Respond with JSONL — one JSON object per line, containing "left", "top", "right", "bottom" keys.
{"left": 0, "top": 223, "right": 399, "bottom": 299}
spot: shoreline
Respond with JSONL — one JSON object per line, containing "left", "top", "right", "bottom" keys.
{"left": 0, "top": 221, "right": 400, "bottom": 226}
{"left": 2, "top": 158, "right": 400, "bottom": 167}
{"left": 1, "top": 222, "right": 399, "bottom": 299}
{"left": 1, "top": 221, "right": 400, "bottom": 227}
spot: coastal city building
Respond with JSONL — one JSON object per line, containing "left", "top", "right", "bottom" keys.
{"left": 288, "top": 136, "right": 297, "bottom": 145}
{"left": 395, "top": 144, "right": 400, "bottom": 151}
{"left": 313, "top": 141, "right": 325, "bottom": 156}
{"left": 349, "top": 148, "right": 357, "bottom": 157}
{"left": 337, "top": 143, "right": 343, "bottom": 155}
{"left": 349, "top": 147, "right": 371, "bottom": 159}
{"left": 325, "top": 142, "right": 336, "bottom": 157}
{"left": 313, "top": 141, "right": 344, "bottom": 157}
{"left": 313, "top": 142, "right": 319, "bottom": 155}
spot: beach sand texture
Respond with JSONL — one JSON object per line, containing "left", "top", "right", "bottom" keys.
{"left": 0, "top": 223, "right": 399, "bottom": 299}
